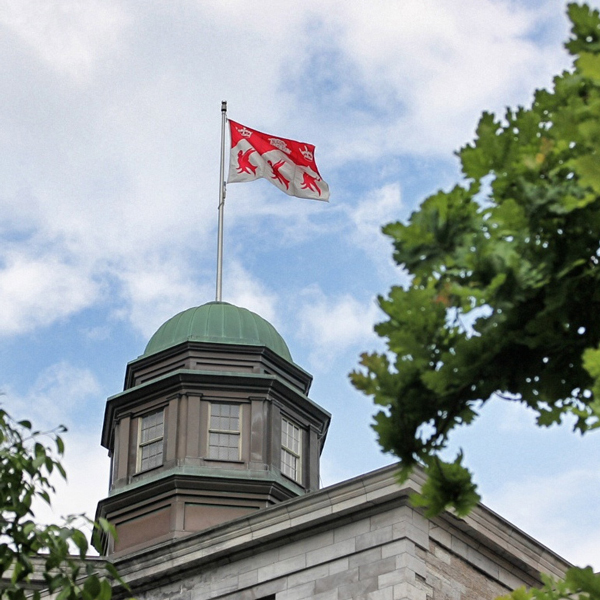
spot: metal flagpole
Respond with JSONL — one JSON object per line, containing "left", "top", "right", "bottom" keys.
{"left": 216, "top": 100, "right": 227, "bottom": 302}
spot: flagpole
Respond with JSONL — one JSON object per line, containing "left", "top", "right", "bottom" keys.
{"left": 216, "top": 100, "right": 227, "bottom": 302}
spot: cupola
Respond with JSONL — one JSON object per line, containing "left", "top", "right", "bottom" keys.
{"left": 96, "top": 302, "right": 330, "bottom": 555}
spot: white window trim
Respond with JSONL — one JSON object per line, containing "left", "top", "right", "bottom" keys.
{"left": 281, "top": 417, "right": 302, "bottom": 483}
{"left": 136, "top": 409, "right": 164, "bottom": 473}
{"left": 208, "top": 402, "right": 242, "bottom": 461}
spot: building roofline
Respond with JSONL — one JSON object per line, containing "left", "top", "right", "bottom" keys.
{"left": 109, "top": 462, "right": 571, "bottom": 596}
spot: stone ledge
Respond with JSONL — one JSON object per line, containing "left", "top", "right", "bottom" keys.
{"left": 109, "top": 462, "right": 571, "bottom": 596}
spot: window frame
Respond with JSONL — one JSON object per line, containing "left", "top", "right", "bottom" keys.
{"left": 281, "top": 416, "right": 302, "bottom": 484}
{"left": 207, "top": 402, "right": 242, "bottom": 462}
{"left": 136, "top": 409, "right": 165, "bottom": 473}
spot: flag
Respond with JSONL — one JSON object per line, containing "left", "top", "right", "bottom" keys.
{"left": 227, "top": 120, "right": 329, "bottom": 201}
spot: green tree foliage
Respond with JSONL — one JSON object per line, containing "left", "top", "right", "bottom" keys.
{"left": 0, "top": 408, "right": 124, "bottom": 600}
{"left": 351, "top": 4, "right": 600, "bottom": 598}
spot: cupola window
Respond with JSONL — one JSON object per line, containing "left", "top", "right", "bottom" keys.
{"left": 138, "top": 409, "right": 164, "bottom": 472}
{"left": 208, "top": 403, "right": 241, "bottom": 461}
{"left": 281, "top": 417, "right": 302, "bottom": 483}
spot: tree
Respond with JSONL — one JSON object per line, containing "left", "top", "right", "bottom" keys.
{"left": 0, "top": 407, "right": 123, "bottom": 600}
{"left": 351, "top": 4, "right": 600, "bottom": 599}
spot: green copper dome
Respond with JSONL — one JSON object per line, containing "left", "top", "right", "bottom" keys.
{"left": 143, "top": 302, "right": 293, "bottom": 362}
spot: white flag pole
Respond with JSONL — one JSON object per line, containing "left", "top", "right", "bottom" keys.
{"left": 216, "top": 100, "right": 227, "bottom": 302}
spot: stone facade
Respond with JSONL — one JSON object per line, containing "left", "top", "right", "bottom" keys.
{"left": 111, "top": 464, "right": 569, "bottom": 600}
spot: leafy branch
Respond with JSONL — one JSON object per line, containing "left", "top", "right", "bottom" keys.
{"left": 0, "top": 408, "right": 126, "bottom": 600}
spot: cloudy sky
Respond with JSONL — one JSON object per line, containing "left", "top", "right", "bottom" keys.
{"left": 2, "top": 0, "right": 600, "bottom": 570}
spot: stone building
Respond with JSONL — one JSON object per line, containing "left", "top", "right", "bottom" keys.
{"left": 96, "top": 301, "right": 570, "bottom": 600}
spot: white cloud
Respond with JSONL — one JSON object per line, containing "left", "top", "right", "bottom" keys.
{"left": 0, "top": 0, "right": 127, "bottom": 81}
{"left": 488, "top": 468, "right": 600, "bottom": 569}
{"left": 5, "top": 361, "right": 102, "bottom": 429}
{"left": 115, "top": 257, "right": 213, "bottom": 340}
{"left": 225, "top": 261, "right": 279, "bottom": 325}
{"left": 304, "top": 0, "right": 571, "bottom": 159}
{"left": 114, "top": 259, "right": 283, "bottom": 344}
{"left": 298, "top": 287, "right": 381, "bottom": 369}
{"left": 228, "top": 184, "right": 335, "bottom": 248}
{"left": 349, "top": 183, "right": 402, "bottom": 243}
{"left": 0, "top": 0, "right": 577, "bottom": 342}
{"left": 0, "top": 251, "right": 101, "bottom": 336}
{"left": 491, "top": 397, "right": 541, "bottom": 434}
{"left": 347, "top": 183, "right": 406, "bottom": 279}
{"left": 2, "top": 361, "right": 108, "bottom": 540}
{"left": 29, "top": 429, "right": 110, "bottom": 546}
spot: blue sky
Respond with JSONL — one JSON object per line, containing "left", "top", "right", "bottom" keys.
{"left": 2, "top": 0, "right": 599, "bottom": 569}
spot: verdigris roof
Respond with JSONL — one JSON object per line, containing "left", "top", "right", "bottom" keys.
{"left": 143, "top": 302, "right": 292, "bottom": 362}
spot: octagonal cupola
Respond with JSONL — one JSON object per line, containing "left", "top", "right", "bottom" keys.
{"left": 96, "top": 301, "right": 330, "bottom": 556}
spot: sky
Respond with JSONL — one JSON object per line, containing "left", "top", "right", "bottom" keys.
{"left": 2, "top": 0, "right": 600, "bottom": 571}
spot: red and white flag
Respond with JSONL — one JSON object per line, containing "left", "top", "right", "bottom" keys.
{"left": 227, "top": 120, "right": 329, "bottom": 202}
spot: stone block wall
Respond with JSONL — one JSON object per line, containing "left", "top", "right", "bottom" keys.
{"left": 136, "top": 503, "right": 528, "bottom": 600}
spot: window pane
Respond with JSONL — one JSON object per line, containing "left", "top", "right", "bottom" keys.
{"left": 281, "top": 448, "right": 298, "bottom": 480}
{"left": 141, "top": 410, "right": 164, "bottom": 443}
{"left": 208, "top": 404, "right": 241, "bottom": 462}
{"left": 141, "top": 439, "right": 163, "bottom": 471}
{"left": 209, "top": 432, "right": 240, "bottom": 460}
{"left": 139, "top": 410, "right": 164, "bottom": 471}
{"left": 281, "top": 418, "right": 302, "bottom": 482}
{"left": 210, "top": 403, "right": 240, "bottom": 432}
{"left": 282, "top": 419, "right": 300, "bottom": 454}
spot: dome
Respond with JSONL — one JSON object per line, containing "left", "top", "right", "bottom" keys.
{"left": 143, "top": 302, "right": 293, "bottom": 362}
